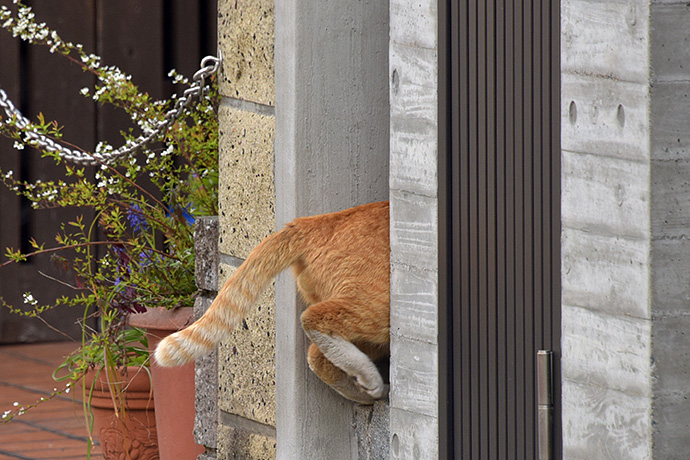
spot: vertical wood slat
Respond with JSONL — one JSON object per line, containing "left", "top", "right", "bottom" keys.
{"left": 0, "top": 0, "right": 98, "bottom": 343}
{"left": 0, "top": 23, "right": 21, "bottom": 253}
{"left": 439, "top": 0, "right": 561, "bottom": 458}
{"left": 494, "top": 0, "right": 507, "bottom": 458}
{"left": 466, "top": 0, "right": 477, "bottom": 456}
{"left": 437, "top": 0, "right": 454, "bottom": 455}
{"left": 513, "top": 0, "right": 526, "bottom": 456}
{"left": 97, "top": 0, "right": 165, "bottom": 145}
{"left": 476, "top": 0, "right": 488, "bottom": 457}
{"left": 456, "top": 0, "right": 470, "bottom": 457}
{"left": 485, "top": 0, "right": 497, "bottom": 458}
{"left": 0, "top": 14, "right": 24, "bottom": 343}
{"left": 503, "top": 0, "right": 517, "bottom": 456}
{"left": 549, "top": 1, "right": 563, "bottom": 456}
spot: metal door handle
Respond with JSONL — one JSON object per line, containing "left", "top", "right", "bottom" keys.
{"left": 537, "top": 350, "right": 553, "bottom": 460}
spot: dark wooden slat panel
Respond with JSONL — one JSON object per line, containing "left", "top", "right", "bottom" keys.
{"left": 513, "top": 0, "right": 526, "bottom": 457}
{"left": 485, "top": 2, "right": 498, "bottom": 459}
{"left": 468, "top": 0, "right": 480, "bottom": 457}
{"left": 503, "top": 0, "right": 518, "bottom": 456}
{"left": 26, "top": 0, "right": 98, "bottom": 333}
{"left": 451, "top": 0, "right": 467, "bottom": 457}
{"left": 477, "top": 0, "right": 489, "bottom": 455}
{"left": 0, "top": 10, "right": 24, "bottom": 343}
{"left": 550, "top": 1, "right": 563, "bottom": 456}
{"left": 440, "top": 0, "right": 561, "bottom": 458}
{"left": 494, "top": 0, "right": 508, "bottom": 458}
{"left": 165, "top": 0, "right": 201, "bottom": 78}
{"left": 522, "top": 0, "right": 536, "bottom": 457}
{"left": 97, "top": 0, "right": 165, "bottom": 148}
{"left": 0, "top": 15, "right": 22, "bottom": 254}
{"left": 0, "top": 0, "right": 97, "bottom": 343}
{"left": 437, "top": 0, "right": 454, "bottom": 455}
{"left": 200, "top": 0, "right": 218, "bottom": 57}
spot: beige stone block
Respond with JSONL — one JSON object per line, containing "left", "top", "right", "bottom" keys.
{"left": 218, "top": 104, "right": 275, "bottom": 259}
{"left": 217, "top": 263, "right": 276, "bottom": 426}
{"left": 218, "top": 424, "right": 276, "bottom": 460}
{"left": 218, "top": 0, "right": 274, "bottom": 105}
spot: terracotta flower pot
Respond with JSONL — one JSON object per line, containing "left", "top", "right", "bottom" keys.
{"left": 129, "top": 307, "right": 204, "bottom": 460}
{"left": 82, "top": 367, "right": 159, "bottom": 460}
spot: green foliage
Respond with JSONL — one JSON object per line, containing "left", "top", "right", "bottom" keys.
{"left": 0, "top": 1, "right": 219, "bottom": 428}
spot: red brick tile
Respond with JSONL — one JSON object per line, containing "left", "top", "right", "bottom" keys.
{"left": 0, "top": 342, "right": 103, "bottom": 459}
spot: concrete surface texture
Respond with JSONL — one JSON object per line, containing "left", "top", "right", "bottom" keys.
{"left": 274, "top": 0, "right": 389, "bottom": 458}
{"left": 562, "top": 0, "right": 690, "bottom": 458}
{"left": 388, "top": 0, "right": 440, "bottom": 458}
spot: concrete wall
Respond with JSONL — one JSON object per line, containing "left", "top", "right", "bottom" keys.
{"left": 561, "top": 1, "right": 653, "bottom": 457}
{"left": 388, "top": 0, "right": 440, "bottom": 458}
{"left": 649, "top": 1, "right": 690, "bottom": 456}
{"left": 562, "top": 0, "right": 690, "bottom": 457}
{"left": 273, "top": 0, "right": 389, "bottom": 458}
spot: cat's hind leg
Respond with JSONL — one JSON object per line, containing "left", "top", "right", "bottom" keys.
{"left": 307, "top": 343, "right": 379, "bottom": 405}
{"left": 301, "top": 299, "right": 386, "bottom": 402}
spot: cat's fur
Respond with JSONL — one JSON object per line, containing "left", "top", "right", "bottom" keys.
{"left": 155, "top": 201, "right": 390, "bottom": 404}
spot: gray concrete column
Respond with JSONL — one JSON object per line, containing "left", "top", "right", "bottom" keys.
{"left": 562, "top": 0, "right": 690, "bottom": 457}
{"left": 274, "top": 0, "right": 389, "bottom": 458}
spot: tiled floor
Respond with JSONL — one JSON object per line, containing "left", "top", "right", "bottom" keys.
{"left": 0, "top": 342, "right": 104, "bottom": 460}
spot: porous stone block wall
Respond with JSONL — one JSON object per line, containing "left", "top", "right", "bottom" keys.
{"left": 197, "top": 0, "right": 278, "bottom": 459}
{"left": 194, "top": 217, "right": 220, "bottom": 456}
{"left": 211, "top": 0, "right": 390, "bottom": 457}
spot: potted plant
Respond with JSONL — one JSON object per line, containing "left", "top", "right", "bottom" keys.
{"left": 0, "top": 3, "right": 218, "bottom": 458}
{"left": 56, "top": 327, "right": 158, "bottom": 459}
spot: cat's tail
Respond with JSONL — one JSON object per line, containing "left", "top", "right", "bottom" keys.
{"left": 154, "top": 223, "right": 303, "bottom": 367}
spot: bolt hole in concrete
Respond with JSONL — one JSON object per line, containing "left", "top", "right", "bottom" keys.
{"left": 391, "top": 68, "right": 400, "bottom": 95}
{"left": 617, "top": 104, "right": 625, "bottom": 128}
{"left": 391, "top": 433, "right": 400, "bottom": 456}
{"left": 568, "top": 100, "right": 577, "bottom": 124}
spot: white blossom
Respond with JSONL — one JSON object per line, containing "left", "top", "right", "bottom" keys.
{"left": 22, "top": 293, "right": 37, "bottom": 306}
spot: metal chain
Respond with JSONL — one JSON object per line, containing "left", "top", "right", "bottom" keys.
{"left": 0, "top": 53, "right": 221, "bottom": 166}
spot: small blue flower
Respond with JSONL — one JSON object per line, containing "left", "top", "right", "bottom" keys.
{"left": 127, "top": 204, "right": 149, "bottom": 233}
{"left": 166, "top": 204, "right": 195, "bottom": 225}
{"left": 139, "top": 249, "right": 153, "bottom": 267}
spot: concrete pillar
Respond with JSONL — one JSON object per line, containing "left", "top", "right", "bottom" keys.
{"left": 561, "top": 0, "right": 690, "bottom": 457}
{"left": 273, "top": 0, "right": 389, "bottom": 459}
{"left": 388, "top": 0, "right": 440, "bottom": 458}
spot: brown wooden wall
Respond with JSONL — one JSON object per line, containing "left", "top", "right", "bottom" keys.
{"left": 439, "top": 0, "right": 561, "bottom": 458}
{"left": 0, "top": 0, "right": 216, "bottom": 343}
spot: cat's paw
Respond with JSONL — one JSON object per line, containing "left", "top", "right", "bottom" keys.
{"left": 355, "top": 370, "right": 385, "bottom": 399}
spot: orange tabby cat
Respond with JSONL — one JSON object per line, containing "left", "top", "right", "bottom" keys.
{"left": 155, "top": 201, "right": 390, "bottom": 404}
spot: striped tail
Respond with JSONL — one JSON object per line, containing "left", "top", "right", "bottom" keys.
{"left": 154, "top": 224, "right": 302, "bottom": 367}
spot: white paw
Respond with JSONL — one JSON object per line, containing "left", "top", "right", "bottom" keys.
{"left": 355, "top": 371, "right": 385, "bottom": 399}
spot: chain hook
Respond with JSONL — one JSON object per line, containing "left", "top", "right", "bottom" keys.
{"left": 195, "top": 51, "right": 222, "bottom": 99}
